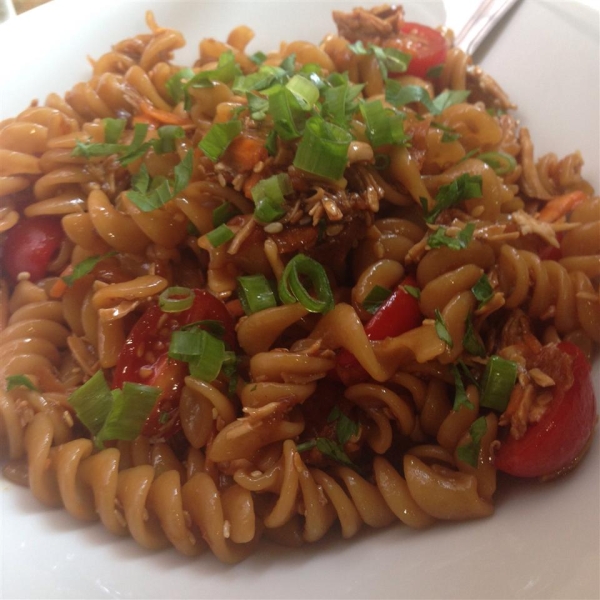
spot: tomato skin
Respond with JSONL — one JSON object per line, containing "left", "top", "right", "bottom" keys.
{"left": 384, "top": 22, "right": 448, "bottom": 79}
{"left": 112, "top": 289, "right": 236, "bottom": 438}
{"left": 495, "top": 342, "right": 598, "bottom": 478}
{"left": 336, "top": 276, "right": 422, "bottom": 384}
{"left": 2, "top": 216, "right": 64, "bottom": 282}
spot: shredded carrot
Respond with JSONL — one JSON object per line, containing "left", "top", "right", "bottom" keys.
{"left": 138, "top": 100, "right": 192, "bottom": 126}
{"left": 537, "top": 190, "right": 586, "bottom": 223}
{"left": 225, "top": 298, "right": 245, "bottom": 318}
{"left": 48, "top": 266, "right": 72, "bottom": 299}
{"left": 242, "top": 171, "right": 263, "bottom": 199}
{"left": 132, "top": 114, "right": 158, "bottom": 128}
{"left": 226, "top": 134, "right": 268, "bottom": 173}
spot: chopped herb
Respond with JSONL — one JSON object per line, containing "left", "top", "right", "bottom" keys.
{"left": 427, "top": 222, "right": 475, "bottom": 250}
{"left": 328, "top": 406, "right": 359, "bottom": 445}
{"left": 472, "top": 274, "right": 494, "bottom": 308}
{"left": 362, "top": 285, "right": 392, "bottom": 314}
{"left": 480, "top": 355, "right": 518, "bottom": 412}
{"left": 451, "top": 364, "right": 474, "bottom": 411}
{"left": 403, "top": 284, "right": 421, "bottom": 300}
{"left": 6, "top": 374, "right": 38, "bottom": 392}
{"left": 426, "top": 64, "right": 444, "bottom": 79}
{"left": 359, "top": 100, "right": 408, "bottom": 148}
{"left": 434, "top": 309, "right": 453, "bottom": 348}
{"left": 349, "top": 41, "right": 410, "bottom": 79}
{"left": 212, "top": 202, "right": 241, "bottom": 228}
{"left": 423, "top": 173, "right": 482, "bottom": 223}
{"left": 478, "top": 151, "right": 517, "bottom": 176}
{"left": 457, "top": 416, "right": 487, "bottom": 467}
{"left": 249, "top": 50, "right": 268, "bottom": 65}
{"left": 386, "top": 82, "right": 469, "bottom": 115}
{"left": 62, "top": 251, "right": 117, "bottom": 287}
{"left": 463, "top": 313, "right": 486, "bottom": 357}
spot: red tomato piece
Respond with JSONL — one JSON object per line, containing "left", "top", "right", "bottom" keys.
{"left": 2, "top": 216, "right": 64, "bottom": 282}
{"left": 495, "top": 342, "right": 598, "bottom": 478}
{"left": 336, "top": 276, "right": 422, "bottom": 384}
{"left": 384, "top": 22, "right": 448, "bottom": 79}
{"left": 112, "top": 289, "right": 236, "bottom": 438}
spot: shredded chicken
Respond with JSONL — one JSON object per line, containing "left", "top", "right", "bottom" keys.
{"left": 332, "top": 4, "right": 404, "bottom": 44}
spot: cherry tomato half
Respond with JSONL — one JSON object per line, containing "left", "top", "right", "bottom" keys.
{"left": 384, "top": 22, "right": 448, "bottom": 79}
{"left": 112, "top": 289, "right": 236, "bottom": 438}
{"left": 336, "top": 276, "right": 422, "bottom": 384}
{"left": 494, "top": 342, "right": 598, "bottom": 478}
{"left": 2, "top": 216, "right": 64, "bottom": 282}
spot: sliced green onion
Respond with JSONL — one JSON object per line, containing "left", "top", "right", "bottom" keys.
{"left": 293, "top": 116, "right": 352, "bottom": 180}
{"left": 251, "top": 172, "right": 293, "bottom": 223}
{"left": 165, "top": 67, "right": 195, "bottom": 104}
{"left": 181, "top": 319, "right": 226, "bottom": 339}
{"left": 237, "top": 274, "right": 278, "bottom": 315}
{"left": 359, "top": 100, "right": 408, "bottom": 148}
{"left": 212, "top": 202, "right": 241, "bottom": 228}
{"left": 172, "top": 149, "right": 194, "bottom": 194}
{"left": 153, "top": 125, "right": 185, "bottom": 154}
{"left": 67, "top": 370, "right": 113, "bottom": 437}
{"left": 480, "top": 355, "right": 518, "bottom": 412}
{"left": 198, "top": 120, "right": 242, "bottom": 162}
{"left": 6, "top": 374, "right": 38, "bottom": 392}
{"left": 159, "top": 286, "right": 194, "bottom": 313}
{"left": 279, "top": 53, "right": 296, "bottom": 74}
{"left": 104, "top": 118, "right": 126, "bottom": 143}
{"left": 62, "top": 251, "right": 117, "bottom": 287}
{"left": 246, "top": 92, "right": 269, "bottom": 120}
{"left": 478, "top": 151, "right": 517, "bottom": 176}
{"left": 187, "top": 51, "right": 241, "bottom": 90}
{"left": 428, "top": 223, "right": 475, "bottom": 250}
{"left": 403, "top": 284, "right": 421, "bottom": 299}
{"left": 169, "top": 328, "right": 226, "bottom": 382}
{"left": 206, "top": 223, "right": 235, "bottom": 248}
{"left": 278, "top": 253, "right": 334, "bottom": 314}
{"left": 322, "top": 81, "right": 364, "bottom": 127}
{"left": 96, "top": 383, "right": 160, "bottom": 444}
{"left": 286, "top": 74, "right": 320, "bottom": 110}
{"left": 362, "top": 285, "right": 392, "bottom": 314}
{"left": 268, "top": 85, "right": 306, "bottom": 140}
{"left": 249, "top": 51, "right": 268, "bottom": 65}
{"left": 424, "top": 173, "right": 482, "bottom": 223}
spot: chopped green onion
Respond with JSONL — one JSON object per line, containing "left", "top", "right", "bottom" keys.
{"left": 286, "top": 74, "right": 320, "bottom": 110}
{"left": 478, "top": 151, "right": 517, "bottom": 176}
{"left": 172, "top": 148, "right": 194, "bottom": 194}
{"left": 169, "top": 328, "right": 226, "bottom": 382}
{"left": 480, "top": 355, "right": 518, "bottom": 412}
{"left": 279, "top": 53, "right": 296, "bottom": 74}
{"left": 96, "top": 383, "right": 160, "bottom": 445}
{"left": 206, "top": 223, "right": 235, "bottom": 247}
{"left": 237, "top": 274, "right": 278, "bottom": 315}
{"left": 67, "top": 370, "right": 113, "bottom": 437}
{"left": 158, "top": 286, "right": 194, "bottom": 313}
{"left": 385, "top": 81, "right": 469, "bottom": 115}
{"left": 348, "top": 41, "right": 410, "bottom": 79}
{"left": 321, "top": 81, "right": 363, "bottom": 126}
{"left": 181, "top": 319, "right": 226, "bottom": 339}
{"left": 362, "top": 285, "right": 392, "bottom": 314}
{"left": 434, "top": 309, "right": 453, "bottom": 348}
{"left": 6, "top": 374, "right": 38, "bottom": 392}
{"left": 165, "top": 67, "right": 195, "bottom": 104}
{"left": 293, "top": 116, "right": 352, "bottom": 180}
{"left": 246, "top": 93, "right": 269, "bottom": 120}
{"left": 249, "top": 50, "right": 268, "bottom": 65}
{"left": 359, "top": 100, "right": 408, "bottom": 148}
{"left": 212, "top": 202, "right": 241, "bottom": 228}
{"left": 153, "top": 125, "right": 186, "bottom": 154}
{"left": 62, "top": 251, "right": 117, "bottom": 287}
{"left": 265, "top": 130, "right": 278, "bottom": 156}
{"left": 268, "top": 85, "right": 306, "bottom": 140}
{"left": 278, "top": 253, "right": 334, "bottom": 314}
{"left": 426, "top": 64, "right": 444, "bottom": 79}
{"left": 251, "top": 172, "right": 293, "bottom": 223}
{"left": 451, "top": 364, "right": 474, "bottom": 411}
{"left": 187, "top": 51, "right": 241, "bottom": 89}
{"left": 103, "top": 118, "right": 126, "bottom": 143}
{"left": 431, "top": 89, "right": 471, "bottom": 113}
{"left": 456, "top": 416, "right": 487, "bottom": 467}
{"left": 198, "top": 120, "right": 243, "bottom": 162}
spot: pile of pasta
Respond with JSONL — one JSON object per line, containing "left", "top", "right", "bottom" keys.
{"left": 0, "top": 5, "right": 598, "bottom": 564}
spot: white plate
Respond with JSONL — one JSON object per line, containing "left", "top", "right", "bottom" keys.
{"left": 0, "top": 1, "right": 598, "bottom": 599}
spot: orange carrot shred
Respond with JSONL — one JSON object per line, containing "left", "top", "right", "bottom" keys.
{"left": 537, "top": 191, "right": 586, "bottom": 223}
